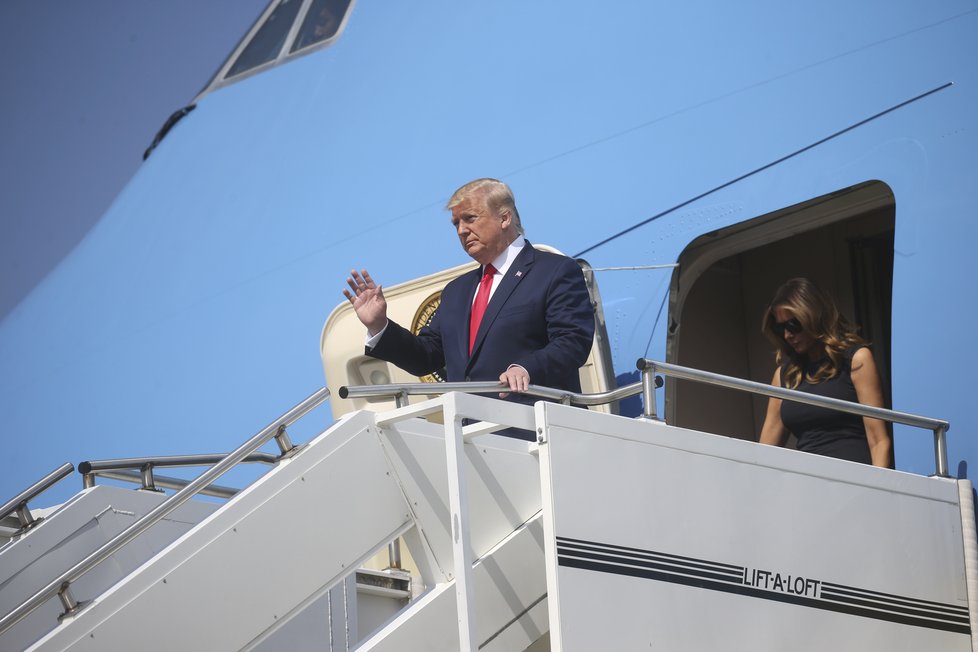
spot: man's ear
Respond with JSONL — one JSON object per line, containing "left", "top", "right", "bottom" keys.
{"left": 500, "top": 209, "right": 512, "bottom": 229}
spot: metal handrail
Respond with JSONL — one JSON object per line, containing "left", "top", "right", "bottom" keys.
{"left": 79, "top": 453, "right": 279, "bottom": 492}
{"left": 339, "top": 378, "right": 657, "bottom": 407}
{"left": 342, "top": 361, "right": 950, "bottom": 477}
{"left": 79, "top": 453, "right": 279, "bottom": 474}
{"left": 0, "top": 463, "right": 74, "bottom": 531}
{"left": 637, "top": 358, "right": 952, "bottom": 477}
{"left": 0, "top": 387, "right": 330, "bottom": 636}
{"left": 92, "top": 470, "right": 239, "bottom": 500}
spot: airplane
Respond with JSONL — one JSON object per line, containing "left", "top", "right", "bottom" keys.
{"left": 2, "top": 1, "right": 977, "bottom": 649}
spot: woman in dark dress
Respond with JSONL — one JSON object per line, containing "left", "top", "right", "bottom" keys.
{"left": 758, "top": 278, "right": 892, "bottom": 467}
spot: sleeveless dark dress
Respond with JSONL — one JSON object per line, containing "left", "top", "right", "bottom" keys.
{"left": 779, "top": 346, "right": 872, "bottom": 464}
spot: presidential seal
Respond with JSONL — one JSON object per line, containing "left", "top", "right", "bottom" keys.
{"left": 411, "top": 291, "right": 445, "bottom": 383}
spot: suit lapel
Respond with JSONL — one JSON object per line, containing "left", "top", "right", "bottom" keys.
{"left": 468, "top": 242, "right": 536, "bottom": 364}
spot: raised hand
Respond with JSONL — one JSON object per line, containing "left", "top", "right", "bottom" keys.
{"left": 343, "top": 269, "right": 388, "bottom": 335}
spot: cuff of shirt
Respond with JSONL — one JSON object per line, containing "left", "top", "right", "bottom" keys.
{"left": 365, "top": 321, "right": 389, "bottom": 349}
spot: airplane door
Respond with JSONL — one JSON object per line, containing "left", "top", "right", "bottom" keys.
{"left": 667, "top": 181, "right": 895, "bottom": 445}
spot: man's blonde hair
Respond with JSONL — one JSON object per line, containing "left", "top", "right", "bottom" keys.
{"left": 446, "top": 178, "right": 524, "bottom": 235}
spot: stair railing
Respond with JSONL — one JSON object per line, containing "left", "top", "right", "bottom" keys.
{"left": 78, "top": 452, "right": 280, "bottom": 496}
{"left": 339, "top": 377, "right": 656, "bottom": 408}
{"left": 636, "top": 358, "right": 951, "bottom": 477}
{"left": 0, "top": 463, "right": 74, "bottom": 534}
{"left": 340, "top": 358, "right": 951, "bottom": 477}
{"left": 0, "top": 387, "right": 330, "bottom": 637}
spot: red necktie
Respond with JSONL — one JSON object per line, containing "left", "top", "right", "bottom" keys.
{"left": 469, "top": 264, "right": 496, "bottom": 354}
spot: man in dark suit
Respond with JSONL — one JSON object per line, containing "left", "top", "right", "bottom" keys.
{"left": 343, "top": 178, "right": 594, "bottom": 437}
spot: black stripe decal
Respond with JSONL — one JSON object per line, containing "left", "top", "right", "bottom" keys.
{"left": 820, "top": 581, "right": 970, "bottom": 617}
{"left": 557, "top": 535, "right": 743, "bottom": 574}
{"left": 556, "top": 537, "right": 970, "bottom": 635}
{"left": 559, "top": 543, "right": 742, "bottom": 584}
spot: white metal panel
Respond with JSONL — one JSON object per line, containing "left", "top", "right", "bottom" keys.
{"left": 362, "top": 581, "right": 459, "bottom": 651}
{"left": 539, "top": 403, "right": 971, "bottom": 651}
{"left": 355, "top": 591, "right": 407, "bottom": 642}
{"left": 373, "top": 396, "right": 544, "bottom": 650}
{"left": 246, "top": 588, "right": 335, "bottom": 652}
{"left": 957, "top": 479, "right": 978, "bottom": 651}
{"left": 361, "top": 515, "right": 548, "bottom": 651}
{"left": 28, "top": 411, "right": 412, "bottom": 651}
{"left": 376, "top": 402, "right": 542, "bottom": 584}
{"left": 0, "top": 485, "right": 216, "bottom": 652}
{"left": 479, "top": 597, "right": 548, "bottom": 652}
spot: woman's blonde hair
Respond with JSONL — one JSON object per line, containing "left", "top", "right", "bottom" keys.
{"left": 761, "top": 278, "right": 867, "bottom": 389}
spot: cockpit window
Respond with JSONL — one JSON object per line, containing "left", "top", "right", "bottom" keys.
{"left": 291, "top": 0, "right": 348, "bottom": 53}
{"left": 199, "top": 0, "right": 353, "bottom": 97}
{"left": 226, "top": 0, "right": 305, "bottom": 78}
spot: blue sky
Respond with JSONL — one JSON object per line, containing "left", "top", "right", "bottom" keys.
{"left": 0, "top": 1, "right": 268, "bottom": 319}
{"left": 2, "top": 1, "right": 977, "bottom": 509}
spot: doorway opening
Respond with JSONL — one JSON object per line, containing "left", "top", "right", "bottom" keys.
{"left": 666, "top": 181, "right": 894, "bottom": 447}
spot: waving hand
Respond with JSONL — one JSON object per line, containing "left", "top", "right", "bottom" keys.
{"left": 343, "top": 269, "right": 388, "bottom": 336}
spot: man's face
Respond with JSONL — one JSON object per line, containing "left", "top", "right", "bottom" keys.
{"left": 450, "top": 192, "right": 513, "bottom": 265}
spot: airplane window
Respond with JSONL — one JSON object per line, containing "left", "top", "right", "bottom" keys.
{"left": 196, "top": 0, "right": 354, "bottom": 99}
{"left": 291, "top": 0, "right": 351, "bottom": 53}
{"left": 225, "top": 0, "right": 305, "bottom": 79}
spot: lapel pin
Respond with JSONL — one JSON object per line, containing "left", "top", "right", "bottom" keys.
{"left": 515, "top": 270, "right": 522, "bottom": 277}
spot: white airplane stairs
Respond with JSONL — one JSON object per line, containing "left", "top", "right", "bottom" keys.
{"left": 2, "top": 361, "right": 977, "bottom": 651}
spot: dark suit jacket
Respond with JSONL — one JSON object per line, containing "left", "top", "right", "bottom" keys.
{"left": 368, "top": 242, "right": 595, "bottom": 406}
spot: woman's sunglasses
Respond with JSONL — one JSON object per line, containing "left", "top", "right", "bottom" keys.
{"left": 772, "top": 318, "right": 803, "bottom": 336}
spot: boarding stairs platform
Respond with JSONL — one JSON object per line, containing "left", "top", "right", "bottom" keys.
{"left": 1, "top": 361, "right": 977, "bottom": 651}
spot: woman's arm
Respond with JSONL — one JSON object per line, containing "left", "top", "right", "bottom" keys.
{"left": 759, "top": 368, "right": 788, "bottom": 447}
{"left": 851, "top": 347, "right": 893, "bottom": 468}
